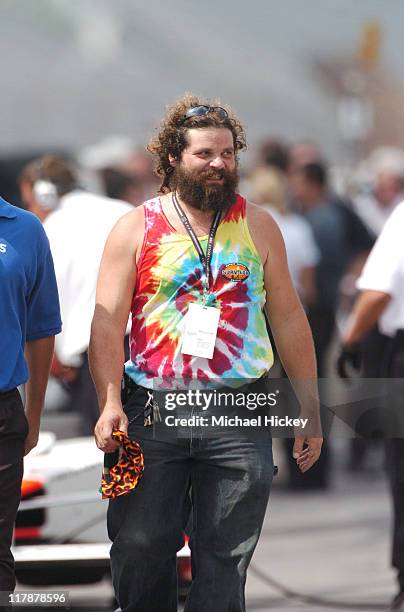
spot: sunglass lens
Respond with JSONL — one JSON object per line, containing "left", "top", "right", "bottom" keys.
{"left": 183, "top": 105, "right": 228, "bottom": 122}
{"left": 212, "top": 107, "right": 228, "bottom": 119}
{"left": 186, "top": 106, "right": 210, "bottom": 118}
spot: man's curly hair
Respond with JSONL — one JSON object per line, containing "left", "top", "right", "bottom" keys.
{"left": 147, "top": 93, "right": 247, "bottom": 193}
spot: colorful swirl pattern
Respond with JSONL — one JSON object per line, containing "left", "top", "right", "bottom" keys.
{"left": 125, "top": 195, "right": 273, "bottom": 388}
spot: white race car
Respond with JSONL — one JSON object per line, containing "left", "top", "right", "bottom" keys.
{"left": 14, "top": 432, "right": 191, "bottom": 590}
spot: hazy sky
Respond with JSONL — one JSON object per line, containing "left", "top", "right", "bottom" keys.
{"left": 1, "top": 0, "right": 403, "bottom": 158}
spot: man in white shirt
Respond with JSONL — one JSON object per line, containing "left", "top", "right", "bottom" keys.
{"left": 20, "top": 155, "right": 132, "bottom": 432}
{"left": 340, "top": 201, "right": 404, "bottom": 611}
{"left": 353, "top": 148, "right": 404, "bottom": 239}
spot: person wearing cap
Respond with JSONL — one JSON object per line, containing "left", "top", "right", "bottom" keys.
{"left": 339, "top": 199, "right": 404, "bottom": 611}
{"left": 0, "top": 196, "right": 61, "bottom": 594}
{"left": 90, "top": 94, "right": 323, "bottom": 612}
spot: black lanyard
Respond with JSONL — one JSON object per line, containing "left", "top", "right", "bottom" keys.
{"left": 172, "top": 192, "right": 221, "bottom": 294}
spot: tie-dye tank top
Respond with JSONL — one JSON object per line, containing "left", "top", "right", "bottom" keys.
{"left": 125, "top": 195, "right": 273, "bottom": 388}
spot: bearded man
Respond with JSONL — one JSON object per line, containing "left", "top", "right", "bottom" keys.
{"left": 89, "top": 95, "right": 322, "bottom": 612}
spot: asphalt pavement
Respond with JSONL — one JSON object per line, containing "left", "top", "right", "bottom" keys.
{"left": 17, "top": 440, "right": 394, "bottom": 611}
{"left": 245, "top": 455, "right": 394, "bottom": 612}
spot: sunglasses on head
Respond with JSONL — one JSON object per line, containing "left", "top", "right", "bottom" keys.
{"left": 181, "top": 105, "right": 228, "bottom": 124}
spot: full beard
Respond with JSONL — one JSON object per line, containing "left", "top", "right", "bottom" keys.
{"left": 172, "top": 165, "right": 239, "bottom": 212}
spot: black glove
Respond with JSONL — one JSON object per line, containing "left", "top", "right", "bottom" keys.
{"left": 336, "top": 344, "right": 362, "bottom": 379}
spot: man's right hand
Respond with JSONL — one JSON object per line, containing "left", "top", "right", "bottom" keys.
{"left": 94, "top": 405, "right": 128, "bottom": 452}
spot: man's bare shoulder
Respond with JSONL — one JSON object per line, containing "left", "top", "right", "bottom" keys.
{"left": 246, "top": 200, "right": 279, "bottom": 228}
{"left": 104, "top": 205, "right": 145, "bottom": 260}
{"left": 109, "top": 205, "right": 145, "bottom": 237}
{"left": 114, "top": 204, "right": 144, "bottom": 227}
{"left": 245, "top": 199, "right": 284, "bottom": 262}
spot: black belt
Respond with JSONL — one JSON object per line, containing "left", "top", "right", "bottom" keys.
{"left": 0, "top": 387, "right": 17, "bottom": 397}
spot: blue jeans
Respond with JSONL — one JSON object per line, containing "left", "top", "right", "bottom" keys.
{"left": 108, "top": 386, "right": 274, "bottom": 612}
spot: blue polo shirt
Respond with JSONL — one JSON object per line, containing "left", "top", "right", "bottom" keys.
{"left": 0, "top": 197, "right": 62, "bottom": 391}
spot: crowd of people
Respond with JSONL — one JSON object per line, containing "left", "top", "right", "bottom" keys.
{"left": 1, "top": 95, "right": 404, "bottom": 610}
{"left": 15, "top": 136, "right": 404, "bottom": 426}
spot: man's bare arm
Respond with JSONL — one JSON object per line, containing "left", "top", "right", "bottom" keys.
{"left": 298, "top": 265, "right": 317, "bottom": 307}
{"left": 89, "top": 208, "right": 143, "bottom": 452}
{"left": 24, "top": 336, "right": 55, "bottom": 455}
{"left": 343, "top": 289, "right": 391, "bottom": 346}
{"left": 248, "top": 204, "right": 322, "bottom": 472}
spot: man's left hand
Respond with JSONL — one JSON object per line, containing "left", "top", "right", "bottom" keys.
{"left": 293, "top": 436, "right": 323, "bottom": 472}
{"left": 336, "top": 343, "right": 362, "bottom": 379}
{"left": 24, "top": 417, "right": 40, "bottom": 456}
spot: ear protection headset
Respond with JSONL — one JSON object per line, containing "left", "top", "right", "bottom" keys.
{"left": 32, "top": 158, "right": 78, "bottom": 211}
{"left": 32, "top": 180, "right": 60, "bottom": 211}
{"left": 32, "top": 160, "right": 60, "bottom": 211}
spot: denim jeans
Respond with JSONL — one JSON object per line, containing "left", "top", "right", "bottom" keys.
{"left": 107, "top": 385, "right": 274, "bottom": 612}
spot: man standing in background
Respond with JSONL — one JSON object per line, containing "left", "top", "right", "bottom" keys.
{"left": 19, "top": 155, "right": 132, "bottom": 433}
{"left": 347, "top": 147, "right": 404, "bottom": 471}
{"left": 352, "top": 147, "right": 404, "bottom": 239}
{"left": 340, "top": 199, "right": 404, "bottom": 611}
{"left": 290, "top": 161, "right": 373, "bottom": 376}
{"left": 0, "top": 195, "right": 61, "bottom": 594}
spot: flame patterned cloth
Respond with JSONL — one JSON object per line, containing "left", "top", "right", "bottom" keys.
{"left": 100, "top": 430, "right": 144, "bottom": 500}
{"left": 125, "top": 195, "right": 274, "bottom": 389}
